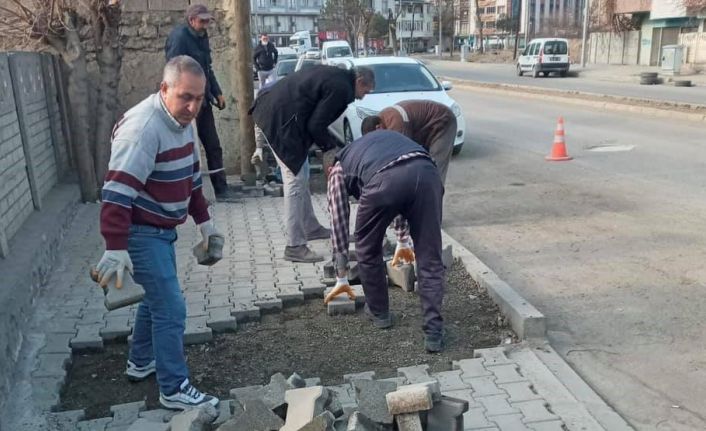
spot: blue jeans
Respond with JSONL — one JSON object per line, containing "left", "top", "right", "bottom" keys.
{"left": 127, "top": 225, "right": 188, "bottom": 395}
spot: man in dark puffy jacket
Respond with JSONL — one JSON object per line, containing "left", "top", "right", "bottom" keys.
{"left": 253, "top": 33, "right": 278, "bottom": 89}
{"left": 165, "top": 4, "right": 234, "bottom": 200}
{"left": 249, "top": 65, "right": 375, "bottom": 263}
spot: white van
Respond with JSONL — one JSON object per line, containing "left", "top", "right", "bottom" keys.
{"left": 321, "top": 40, "right": 354, "bottom": 66}
{"left": 517, "top": 38, "right": 570, "bottom": 78}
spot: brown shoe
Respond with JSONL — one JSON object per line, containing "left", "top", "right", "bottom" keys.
{"left": 284, "top": 245, "right": 324, "bottom": 263}
{"left": 307, "top": 226, "right": 332, "bottom": 241}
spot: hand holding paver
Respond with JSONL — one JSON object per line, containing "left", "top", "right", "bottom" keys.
{"left": 391, "top": 240, "right": 415, "bottom": 267}
{"left": 95, "top": 250, "right": 133, "bottom": 289}
{"left": 194, "top": 221, "right": 225, "bottom": 266}
{"left": 251, "top": 148, "right": 263, "bottom": 165}
{"left": 323, "top": 277, "right": 356, "bottom": 304}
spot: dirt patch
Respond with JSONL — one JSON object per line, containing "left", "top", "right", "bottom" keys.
{"left": 60, "top": 260, "right": 513, "bottom": 419}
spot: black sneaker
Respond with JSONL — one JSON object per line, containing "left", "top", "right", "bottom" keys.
{"left": 125, "top": 360, "right": 156, "bottom": 382}
{"left": 364, "top": 304, "right": 393, "bottom": 329}
{"left": 425, "top": 332, "right": 445, "bottom": 353}
{"left": 159, "top": 379, "right": 219, "bottom": 410}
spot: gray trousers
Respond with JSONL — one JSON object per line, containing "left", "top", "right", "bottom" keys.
{"left": 272, "top": 152, "right": 325, "bottom": 247}
{"left": 257, "top": 69, "right": 274, "bottom": 88}
{"left": 356, "top": 158, "right": 445, "bottom": 335}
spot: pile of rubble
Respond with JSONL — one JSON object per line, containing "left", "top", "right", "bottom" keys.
{"left": 156, "top": 371, "right": 468, "bottom": 431}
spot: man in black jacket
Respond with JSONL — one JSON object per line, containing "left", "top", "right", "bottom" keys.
{"left": 253, "top": 33, "right": 278, "bottom": 89}
{"left": 250, "top": 65, "right": 375, "bottom": 262}
{"left": 165, "top": 4, "right": 233, "bottom": 200}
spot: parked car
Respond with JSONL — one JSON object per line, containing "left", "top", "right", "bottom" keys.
{"left": 516, "top": 38, "right": 570, "bottom": 78}
{"left": 305, "top": 48, "right": 321, "bottom": 59}
{"left": 266, "top": 59, "right": 298, "bottom": 84}
{"left": 328, "top": 56, "right": 466, "bottom": 155}
{"left": 321, "top": 40, "right": 354, "bottom": 67}
{"left": 278, "top": 47, "right": 299, "bottom": 61}
{"left": 294, "top": 56, "right": 321, "bottom": 72}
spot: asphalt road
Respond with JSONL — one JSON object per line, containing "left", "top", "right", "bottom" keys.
{"left": 425, "top": 60, "right": 706, "bottom": 107}
{"left": 444, "top": 86, "right": 706, "bottom": 430}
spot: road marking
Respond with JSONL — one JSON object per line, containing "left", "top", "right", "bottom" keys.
{"left": 585, "top": 145, "right": 635, "bottom": 152}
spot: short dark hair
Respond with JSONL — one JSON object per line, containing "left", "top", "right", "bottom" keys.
{"left": 354, "top": 66, "right": 375, "bottom": 87}
{"left": 361, "top": 115, "right": 382, "bottom": 135}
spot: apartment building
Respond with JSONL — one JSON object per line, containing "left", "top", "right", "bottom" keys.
{"left": 371, "top": 0, "right": 436, "bottom": 52}
{"left": 250, "top": 0, "right": 325, "bottom": 47}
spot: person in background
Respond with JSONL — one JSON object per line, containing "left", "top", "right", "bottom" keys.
{"left": 253, "top": 33, "right": 278, "bottom": 89}
{"left": 165, "top": 4, "right": 236, "bottom": 201}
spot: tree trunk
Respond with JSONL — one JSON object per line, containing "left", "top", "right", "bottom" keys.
{"left": 475, "top": 0, "right": 485, "bottom": 54}
{"left": 94, "top": 7, "right": 122, "bottom": 184}
{"left": 61, "top": 13, "right": 99, "bottom": 202}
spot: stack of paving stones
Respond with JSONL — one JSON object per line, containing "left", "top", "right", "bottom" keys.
{"left": 56, "top": 347, "right": 566, "bottom": 431}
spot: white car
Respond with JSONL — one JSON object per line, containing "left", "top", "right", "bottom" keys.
{"left": 321, "top": 40, "right": 354, "bottom": 67}
{"left": 517, "top": 38, "right": 570, "bottom": 78}
{"left": 328, "top": 57, "right": 466, "bottom": 155}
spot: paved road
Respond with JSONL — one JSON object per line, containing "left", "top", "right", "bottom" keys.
{"left": 425, "top": 60, "right": 706, "bottom": 106}
{"left": 444, "top": 86, "right": 706, "bottom": 430}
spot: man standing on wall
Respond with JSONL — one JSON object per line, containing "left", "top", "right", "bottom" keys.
{"left": 96, "top": 56, "right": 220, "bottom": 410}
{"left": 165, "top": 4, "right": 235, "bottom": 201}
{"left": 253, "top": 33, "right": 278, "bottom": 88}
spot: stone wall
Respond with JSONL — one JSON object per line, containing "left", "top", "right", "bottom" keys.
{"left": 118, "top": 0, "right": 242, "bottom": 173}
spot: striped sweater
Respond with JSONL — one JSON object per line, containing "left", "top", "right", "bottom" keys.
{"left": 100, "top": 93, "right": 210, "bottom": 250}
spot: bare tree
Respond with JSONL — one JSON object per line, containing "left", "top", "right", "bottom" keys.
{"left": 474, "top": 0, "right": 485, "bottom": 53}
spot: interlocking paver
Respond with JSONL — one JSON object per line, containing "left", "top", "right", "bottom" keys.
{"left": 432, "top": 370, "right": 470, "bottom": 391}
{"left": 499, "top": 382, "right": 542, "bottom": 403}
{"left": 186, "top": 301, "right": 207, "bottom": 317}
{"left": 465, "top": 376, "right": 505, "bottom": 397}
{"left": 46, "top": 409, "right": 86, "bottom": 431}
{"left": 476, "top": 395, "right": 521, "bottom": 417}
{"left": 39, "top": 333, "right": 74, "bottom": 355}
{"left": 207, "top": 306, "right": 238, "bottom": 332}
{"left": 77, "top": 417, "right": 112, "bottom": 431}
{"left": 454, "top": 358, "right": 493, "bottom": 379}
{"left": 475, "top": 347, "right": 513, "bottom": 366}
{"left": 207, "top": 294, "right": 232, "bottom": 309}
{"left": 110, "top": 401, "right": 146, "bottom": 428}
{"left": 527, "top": 420, "right": 565, "bottom": 431}
{"left": 512, "top": 400, "right": 558, "bottom": 424}
{"left": 207, "top": 283, "right": 232, "bottom": 296}
{"left": 101, "top": 316, "right": 132, "bottom": 341}
{"left": 184, "top": 316, "right": 213, "bottom": 344}
{"left": 489, "top": 413, "right": 531, "bottom": 431}
{"left": 231, "top": 301, "right": 261, "bottom": 322}
{"left": 465, "top": 407, "right": 494, "bottom": 429}
{"left": 487, "top": 364, "right": 527, "bottom": 384}
{"left": 33, "top": 353, "right": 71, "bottom": 379}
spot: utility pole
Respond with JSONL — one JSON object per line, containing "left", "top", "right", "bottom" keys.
{"left": 230, "top": 0, "right": 256, "bottom": 182}
{"left": 580, "top": 0, "right": 590, "bottom": 67}
{"left": 523, "top": 0, "right": 530, "bottom": 48}
{"left": 438, "top": 0, "right": 443, "bottom": 58}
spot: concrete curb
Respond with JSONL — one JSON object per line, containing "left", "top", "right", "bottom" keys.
{"left": 443, "top": 76, "right": 706, "bottom": 123}
{"left": 441, "top": 230, "right": 546, "bottom": 340}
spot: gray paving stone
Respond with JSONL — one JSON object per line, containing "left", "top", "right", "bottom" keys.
{"left": 79, "top": 309, "right": 108, "bottom": 325}
{"left": 231, "top": 301, "right": 261, "bottom": 322}
{"left": 186, "top": 301, "right": 207, "bottom": 318}
{"left": 527, "top": 420, "right": 565, "bottom": 431}
{"left": 512, "top": 400, "right": 559, "bottom": 424}
{"left": 254, "top": 294, "right": 283, "bottom": 313}
{"left": 465, "top": 407, "right": 494, "bottom": 429}
{"left": 110, "top": 401, "right": 146, "bottom": 429}
{"left": 138, "top": 408, "right": 176, "bottom": 423}
{"left": 209, "top": 274, "right": 231, "bottom": 285}
{"left": 33, "top": 353, "right": 71, "bottom": 378}
{"left": 101, "top": 316, "right": 132, "bottom": 341}
{"left": 39, "top": 332, "right": 74, "bottom": 355}
{"left": 453, "top": 358, "right": 493, "bottom": 379}
{"left": 169, "top": 403, "right": 218, "bottom": 430}
{"left": 432, "top": 370, "right": 469, "bottom": 392}
{"left": 77, "top": 417, "right": 112, "bottom": 431}
{"left": 207, "top": 283, "right": 232, "bottom": 296}
{"left": 126, "top": 418, "right": 169, "bottom": 431}
{"left": 46, "top": 317, "right": 79, "bottom": 335}
{"left": 346, "top": 411, "right": 385, "bottom": 431}
{"left": 465, "top": 376, "right": 505, "bottom": 397}
{"left": 489, "top": 413, "right": 530, "bottom": 431}
{"left": 229, "top": 384, "right": 264, "bottom": 401}
{"left": 184, "top": 316, "right": 213, "bottom": 344}
{"left": 343, "top": 371, "right": 376, "bottom": 383}
{"left": 352, "top": 379, "right": 396, "bottom": 425}
{"left": 386, "top": 262, "right": 415, "bottom": 292}
{"left": 207, "top": 306, "right": 238, "bottom": 332}
{"left": 397, "top": 365, "right": 441, "bottom": 400}
{"left": 277, "top": 284, "right": 305, "bottom": 305}
{"left": 395, "top": 412, "right": 423, "bottom": 431}
{"left": 487, "top": 364, "right": 527, "bottom": 384}
{"left": 425, "top": 395, "right": 469, "bottom": 431}
{"left": 300, "top": 279, "right": 328, "bottom": 298}
{"left": 475, "top": 347, "right": 513, "bottom": 366}
{"left": 213, "top": 399, "right": 234, "bottom": 427}
{"left": 71, "top": 324, "right": 105, "bottom": 350}
{"left": 46, "top": 409, "right": 86, "bottom": 430}
{"left": 327, "top": 294, "right": 356, "bottom": 315}
{"left": 298, "top": 411, "right": 336, "bottom": 431}
{"left": 476, "top": 395, "right": 520, "bottom": 417}
{"left": 305, "top": 377, "right": 323, "bottom": 387}
{"left": 207, "top": 294, "right": 232, "bottom": 309}
{"left": 498, "top": 382, "right": 542, "bottom": 403}
{"left": 217, "top": 399, "right": 284, "bottom": 431}
{"left": 327, "top": 384, "right": 356, "bottom": 407}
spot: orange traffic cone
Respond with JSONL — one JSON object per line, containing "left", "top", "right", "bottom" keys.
{"left": 545, "top": 117, "right": 572, "bottom": 161}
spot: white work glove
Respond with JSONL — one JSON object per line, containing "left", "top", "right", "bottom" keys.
{"left": 391, "top": 239, "right": 415, "bottom": 267}
{"left": 324, "top": 277, "right": 356, "bottom": 304}
{"left": 198, "top": 220, "right": 222, "bottom": 245}
{"left": 251, "top": 148, "right": 263, "bottom": 165}
{"left": 96, "top": 250, "right": 134, "bottom": 289}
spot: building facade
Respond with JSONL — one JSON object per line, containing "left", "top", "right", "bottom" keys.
{"left": 250, "top": 0, "right": 325, "bottom": 47}
{"left": 371, "top": 0, "right": 436, "bottom": 52}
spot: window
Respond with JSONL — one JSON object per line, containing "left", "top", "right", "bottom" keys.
{"left": 485, "top": 6, "right": 495, "bottom": 13}
{"left": 367, "top": 63, "right": 441, "bottom": 94}
{"left": 290, "top": 0, "right": 297, "bottom": 8}
{"left": 543, "top": 41, "right": 568, "bottom": 54}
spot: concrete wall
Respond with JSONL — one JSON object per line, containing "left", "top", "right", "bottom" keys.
{"left": 640, "top": 21, "right": 655, "bottom": 65}
{"left": 589, "top": 31, "right": 642, "bottom": 65}
{"left": 680, "top": 31, "right": 706, "bottom": 64}
{"left": 118, "top": 0, "right": 242, "bottom": 174}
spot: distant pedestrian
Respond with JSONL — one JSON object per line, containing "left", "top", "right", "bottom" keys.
{"left": 96, "top": 56, "right": 221, "bottom": 410}
{"left": 253, "top": 33, "right": 278, "bottom": 89}
{"left": 362, "top": 100, "right": 457, "bottom": 183}
{"left": 249, "top": 65, "right": 375, "bottom": 263}
{"left": 165, "top": 4, "right": 236, "bottom": 201}
{"left": 327, "top": 130, "right": 446, "bottom": 352}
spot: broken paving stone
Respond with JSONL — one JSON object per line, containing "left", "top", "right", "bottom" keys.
{"left": 231, "top": 374, "right": 289, "bottom": 417}
{"left": 343, "top": 371, "right": 376, "bottom": 384}
{"left": 46, "top": 409, "right": 85, "bottom": 431}
{"left": 213, "top": 400, "right": 234, "bottom": 427}
{"left": 425, "top": 395, "right": 469, "bottom": 431}
{"left": 169, "top": 403, "right": 218, "bottom": 431}
{"left": 287, "top": 372, "right": 307, "bottom": 389}
{"left": 299, "top": 411, "right": 336, "bottom": 431}
{"left": 386, "top": 262, "right": 416, "bottom": 292}
{"left": 395, "top": 412, "right": 423, "bottom": 431}
{"left": 386, "top": 384, "right": 434, "bottom": 415}
{"left": 216, "top": 399, "right": 284, "bottom": 431}
{"left": 352, "top": 379, "right": 397, "bottom": 425}
{"left": 127, "top": 418, "right": 170, "bottom": 431}
{"left": 346, "top": 411, "right": 385, "bottom": 431}
{"left": 280, "top": 386, "right": 330, "bottom": 431}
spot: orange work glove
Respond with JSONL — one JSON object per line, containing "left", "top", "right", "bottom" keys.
{"left": 391, "top": 240, "right": 415, "bottom": 266}
{"left": 324, "top": 277, "right": 356, "bottom": 304}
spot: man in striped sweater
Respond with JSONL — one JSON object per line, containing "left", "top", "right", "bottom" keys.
{"left": 95, "top": 56, "right": 220, "bottom": 410}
